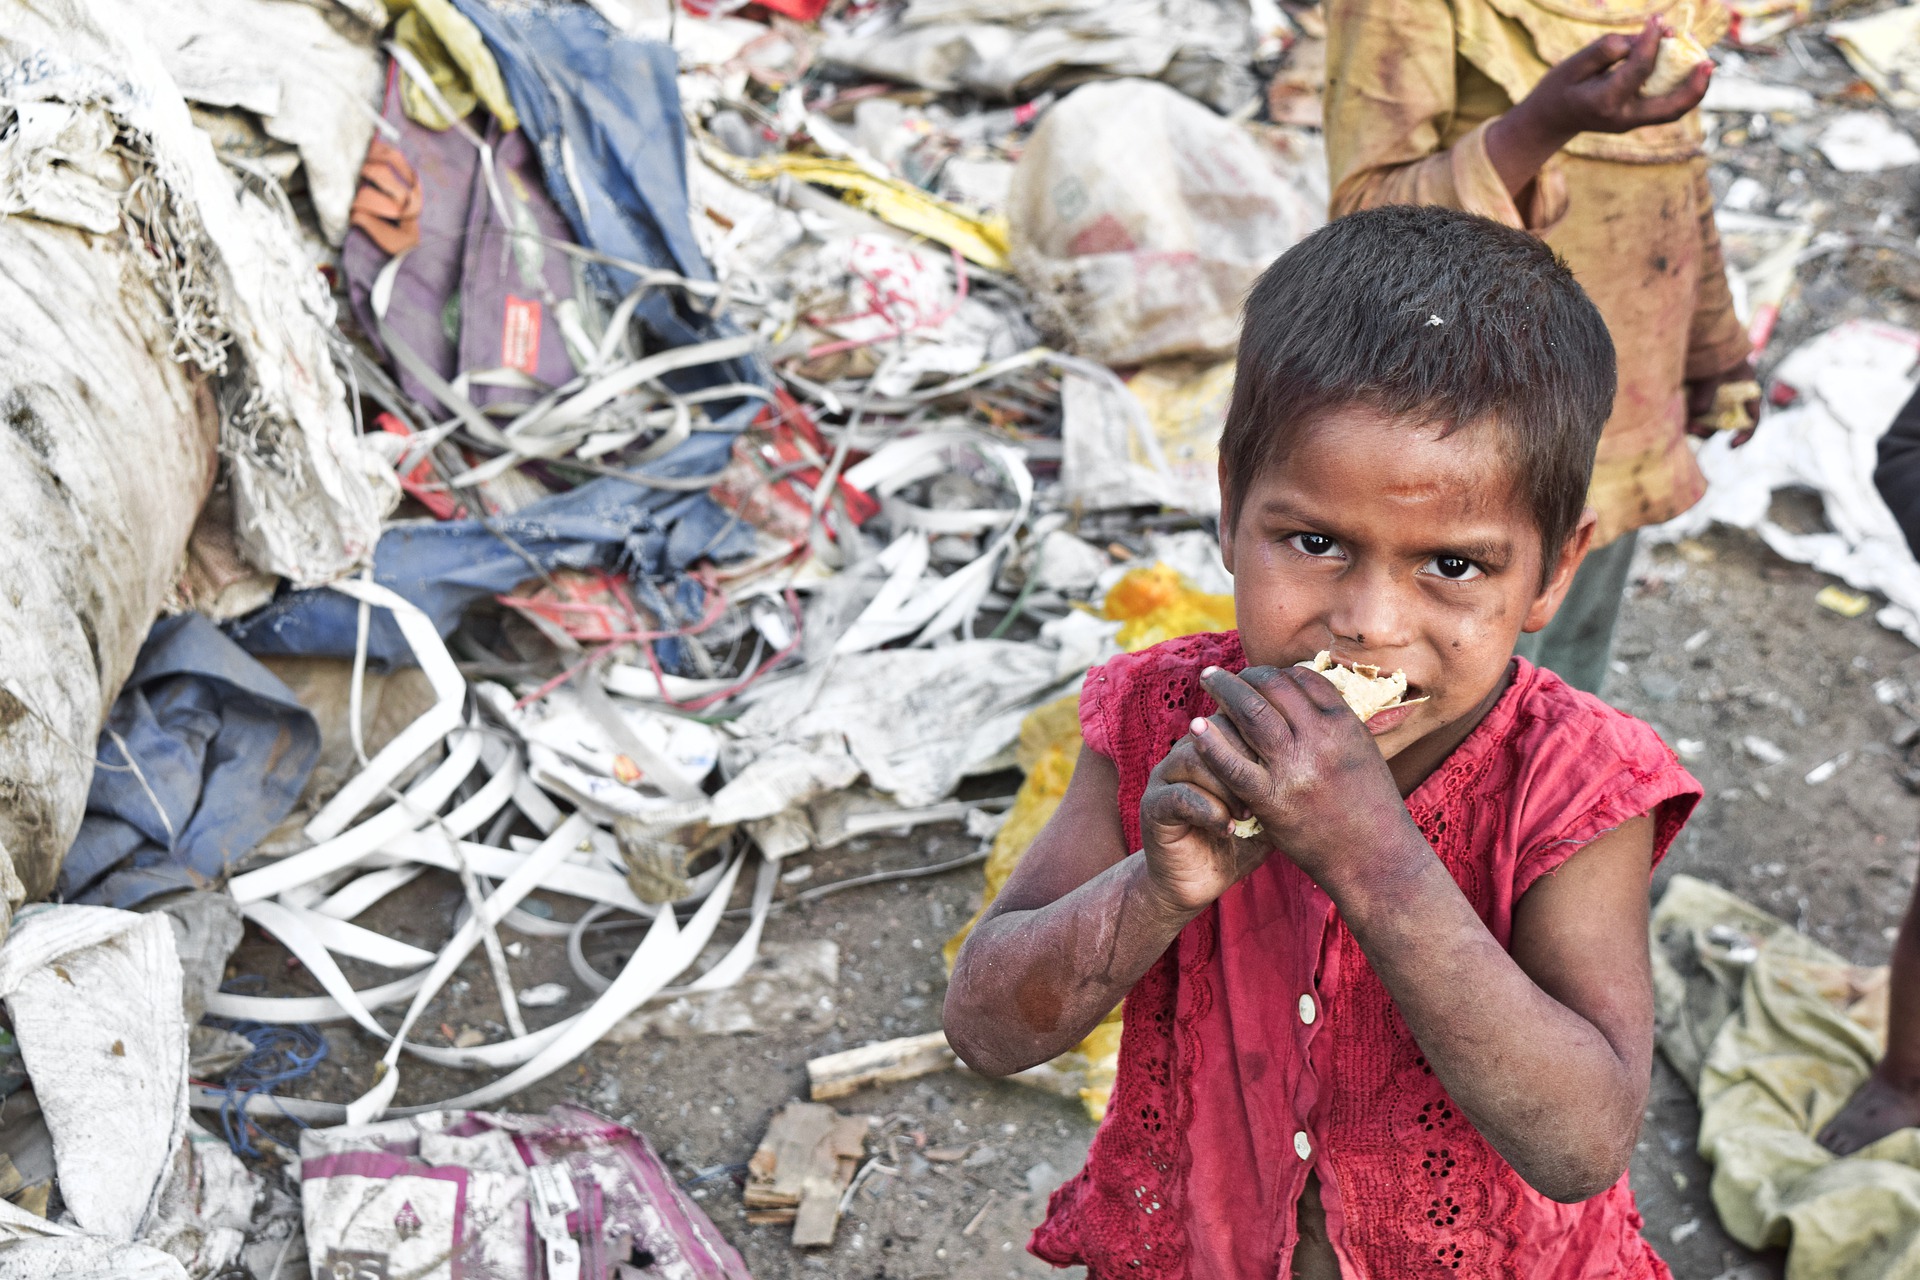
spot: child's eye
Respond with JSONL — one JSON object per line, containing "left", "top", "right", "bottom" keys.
{"left": 1422, "top": 554, "right": 1483, "bottom": 581}
{"left": 1288, "top": 533, "right": 1344, "bottom": 559}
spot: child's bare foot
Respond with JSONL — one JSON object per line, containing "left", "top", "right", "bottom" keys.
{"left": 1817, "top": 1070, "right": 1920, "bottom": 1156}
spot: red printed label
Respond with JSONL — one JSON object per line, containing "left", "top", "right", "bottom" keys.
{"left": 501, "top": 295, "right": 542, "bottom": 375}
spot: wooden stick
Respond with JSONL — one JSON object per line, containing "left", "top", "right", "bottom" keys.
{"left": 806, "top": 1030, "right": 955, "bottom": 1100}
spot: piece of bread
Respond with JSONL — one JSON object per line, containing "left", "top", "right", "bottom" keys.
{"left": 1642, "top": 29, "right": 1710, "bottom": 97}
{"left": 1296, "top": 650, "right": 1422, "bottom": 722}
{"left": 1701, "top": 378, "right": 1762, "bottom": 433}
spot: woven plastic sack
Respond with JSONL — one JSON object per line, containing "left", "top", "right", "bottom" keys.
{"left": 1007, "top": 78, "right": 1321, "bottom": 365}
{"left": 0, "top": 0, "right": 392, "bottom": 906}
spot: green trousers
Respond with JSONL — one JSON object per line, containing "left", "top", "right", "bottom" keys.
{"left": 1513, "top": 531, "right": 1638, "bottom": 697}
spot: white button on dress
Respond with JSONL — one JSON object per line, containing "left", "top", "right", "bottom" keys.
{"left": 1294, "top": 1131, "right": 1312, "bottom": 1161}
{"left": 1298, "top": 993, "right": 1316, "bottom": 1025}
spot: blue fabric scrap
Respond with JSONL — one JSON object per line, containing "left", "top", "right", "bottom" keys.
{"left": 449, "top": 0, "right": 758, "bottom": 389}
{"left": 226, "top": 434, "right": 755, "bottom": 667}
{"left": 61, "top": 614, "right": 321, "bottom": 909}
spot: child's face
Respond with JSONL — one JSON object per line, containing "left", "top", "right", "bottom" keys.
{"left": 1219, "top": 406, "right": 1593, "bottom": 761}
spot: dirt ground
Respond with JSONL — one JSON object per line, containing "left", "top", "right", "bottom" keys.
{"left": 1606, "top": 524, "right": 1920, "bottom": 1280}
{"left": 229, "top": 518, "right": 1920, "bottom": 1280}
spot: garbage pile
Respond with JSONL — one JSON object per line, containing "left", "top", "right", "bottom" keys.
{"left": 8, "top": 0, "right": 1920, "bottom": 1268}
{"left": 0, "top": 0, "right": 1329, "bottom": 1270}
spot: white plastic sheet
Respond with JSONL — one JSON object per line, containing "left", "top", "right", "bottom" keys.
{"left": 725, "top": 640, "right": 1071, "bottom": 808}
{"left": 137, "top": 0, "right": 383, "bottom": 244}
{"left": 0, "top": 0, "right": 394, "bottom": 587}
{"left": 1649, "top": 320, "right": 1920, "bottom": 645}
{"left": 0, "top": 906, "right": 188, "bottom": 1243}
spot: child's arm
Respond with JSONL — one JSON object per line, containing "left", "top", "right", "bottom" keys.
{"left": 1190, "top": 666, "right": 1659, "bottom": 1202}
{"left": 1326, "top": 3, "right": 1707, "bottom": 224}
{"left": 943, "top": 733, "right": 1270, "bottom": 1076}
{"left": 1818, "top": 875, "right": 1920, "bottom": 1154}
{"left": 1821, "top": 393, "right": 1920, "bottom": 1152}
{"left": 1479, "top": 21, "right": 1710, "bottom": 198}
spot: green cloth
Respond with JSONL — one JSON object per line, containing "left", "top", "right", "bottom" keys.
{"left": 1652, "top": 875, "right": 1920, "bottom": 1279}
{"left": 1514, "top": 529, "right": 1637, "bottom": 695}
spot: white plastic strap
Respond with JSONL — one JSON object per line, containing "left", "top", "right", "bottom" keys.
{"left": 301, "top": 583, "right": 465, "bottom": 841}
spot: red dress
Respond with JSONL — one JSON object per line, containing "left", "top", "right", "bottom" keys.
{"left": 1031, "top": 632, "right": 1701, "bottom": 1279}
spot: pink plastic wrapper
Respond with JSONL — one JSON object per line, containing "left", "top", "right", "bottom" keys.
{"left": 300, "top": 1106, "right": 752, "bottom": 1279}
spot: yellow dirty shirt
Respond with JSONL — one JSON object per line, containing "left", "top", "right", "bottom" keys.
{"left": 1323, "top": 0, "right": 1752, "bottom": 547}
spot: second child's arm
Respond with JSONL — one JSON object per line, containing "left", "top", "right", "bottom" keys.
{"left": 1482, "top": 19, "right": 1710, "bottom": 199}
{"left": 1192, "top": 666, "right": 1658, "bottom": 1203}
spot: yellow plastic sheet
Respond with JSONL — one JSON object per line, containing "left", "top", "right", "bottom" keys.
{"left": 720, "top": 152, "right": 1011, "bottom": 271}
{"left": 388, "top": 0, "right": 520, "bottom": 133}
{"left": 944, "top": 564, "right": 1234, "bottom": 1119}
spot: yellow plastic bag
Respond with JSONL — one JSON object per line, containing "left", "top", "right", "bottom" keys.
{"left": 944, "top": 563, "right": 1233, "bottom": 1119}
{"left": 1102, "top": 560, "right": 1236, "bottom": 652}
{"left": 712, "top": 151, "right": 1012, "bottom": 271}
{"left": 1126, "top": 359, "right": 1235, "bottom": 515}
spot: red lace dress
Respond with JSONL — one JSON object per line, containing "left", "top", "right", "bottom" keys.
{"left": 1031, "top": 632, "right": 1701, "bottom": 1279}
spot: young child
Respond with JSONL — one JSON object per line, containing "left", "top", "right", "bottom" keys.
{"left": 1323, "top": 6, "right": 1760, "bottom": 693}
{"left": 945, "top": 207, "right": 1701, "bottom": 1278}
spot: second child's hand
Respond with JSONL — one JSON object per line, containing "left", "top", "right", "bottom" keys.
{"left": 1484, "top": 17, "right": 1712, "bottom": 201}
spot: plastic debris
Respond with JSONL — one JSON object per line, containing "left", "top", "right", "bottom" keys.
{"left": 714, "top": 151, "right": 1012, "bottom": 269}
{"left": 1009, "top": 78, "right": 1322, "bottom": 366}
{"left": 1828, "top": 6, "right": 1920, "bottom": 111}
{"left": 0, "top": 907, "right": 182, "bottom": 1239}
{"left": 1724, "top": 0, "right": 1810, "bottom": 44}
{"left": 1803, "top": 751, "right": 1851, "bottom": 786}
{"left": 302, "top": 1107, "right": 750, "bottom": 1278}
{"left": 135, "top": 0, "right": 384, "bottom": 245}
{"left": 1651, "top": 322, "right": 1920, "bottom": 646}
{"left": 1815, "top": 112, "right": 1920, "bottom": 174}
{"left": 816, "top": 0, "right": 1263, "bottom": 111}
{"left": 1816, "top": 584, "right": 1874, "bottom": 618}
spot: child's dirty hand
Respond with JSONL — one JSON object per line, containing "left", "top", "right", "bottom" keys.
{"left": 1686, "top": 358, "right": 1763, "bottom": 447}
{"left": 1186, "top": 665, "right": 1415, "bottom": 884}
{"left": 1513, "top": 18, "right": 1710, "bottom": 142}
{"left": 1139, "top": 731, "right": 1275, "bottom": 915}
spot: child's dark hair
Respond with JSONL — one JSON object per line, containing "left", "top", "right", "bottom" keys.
{"left": 1220, "top": 205, "right": 1617, "bottom": 575}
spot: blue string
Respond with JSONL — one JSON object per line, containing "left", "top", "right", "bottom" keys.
{"left": 210, "top": 1020, "right": 329, "bottom": 1156}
